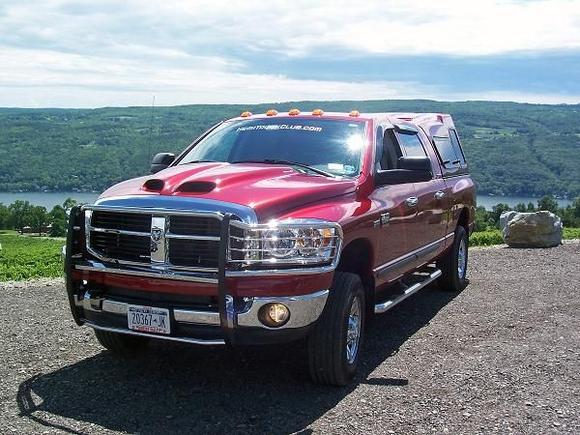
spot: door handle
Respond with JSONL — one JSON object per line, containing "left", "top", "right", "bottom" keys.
{"left": 380, "top": 212, "right": 390, "bottom": 226}
{"left": 373, "top": 212, "right": 391, "bottom": 227}
{"left": 405, "top": 196, "right": 418, "bottom": 208}
{"left": 434, "top": 190, "right": 446, "bottom": 200}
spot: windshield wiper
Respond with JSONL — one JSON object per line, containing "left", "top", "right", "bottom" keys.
{"left": 231, "top": 159, "right": 336, "bottom": 178}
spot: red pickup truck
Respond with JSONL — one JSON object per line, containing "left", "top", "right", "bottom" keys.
{"left": 64, "top": 109, "right": 475, "bottom": 385}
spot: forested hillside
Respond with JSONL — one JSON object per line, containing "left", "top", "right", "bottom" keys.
{"left": 0, "top": 100, "right": 578, "bottom": 197}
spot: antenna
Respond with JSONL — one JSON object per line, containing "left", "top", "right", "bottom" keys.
{"left": 146, "top": 95, "right": 156, "bottom": 169}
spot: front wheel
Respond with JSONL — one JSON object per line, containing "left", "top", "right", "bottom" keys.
{"left": 307, "top": 271, "right": 365, "bottom": 386}
{"left": 438, "top": 225, "right": 469, "bottom": 291}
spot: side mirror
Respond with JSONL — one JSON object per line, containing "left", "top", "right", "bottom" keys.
{"left": 375, "top": 156, "right": 433, "bottom": 186}
{"left": 397, "top": 156, "right": 432, "bottom": 172}
{"left": 150, "top": 153, "right": 175, "bottom": 174}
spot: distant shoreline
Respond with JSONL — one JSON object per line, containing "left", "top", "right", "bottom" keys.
{"left": 0, "top": 190, "right": 573, "bottom": 199}
{"left": 0, "top": 191, "right": 573, "bottom": 211}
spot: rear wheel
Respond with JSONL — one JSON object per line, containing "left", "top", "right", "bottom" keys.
{"left": 94, "top": 329, "right": 149, "bottom": 354}
{"left": 438, "top": 225, "right": 469, "bottom": 292}
{"left": 307, "top": 271, "right": 365, "bottom": 386}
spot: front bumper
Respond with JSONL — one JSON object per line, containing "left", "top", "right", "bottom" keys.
{"left": 74, "top": 288, "right": 329, "bottom": 345}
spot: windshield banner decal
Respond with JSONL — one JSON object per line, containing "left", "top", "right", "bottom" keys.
{"left": 236, "top": 124, "right": 323, "bottom": 133}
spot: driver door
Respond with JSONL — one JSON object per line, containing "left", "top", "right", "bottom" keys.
{"left": 370, "top": 126, "right": 419, "bottom": 286}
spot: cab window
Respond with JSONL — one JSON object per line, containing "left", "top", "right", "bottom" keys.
{"left": 396, "top": 131, "right": 428, "bottom": 157}
{"left": 433, "top": 136, "right": 460, "bottom": 169}
{"left": 449, "top": 129, "right": 467, "bottom": 166}
{"left": 377, "top": 129, "right": 402, "bottom": 170}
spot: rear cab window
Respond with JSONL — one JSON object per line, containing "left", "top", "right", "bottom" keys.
{"left": 432, "top": 129, "right": 468, "bottom": 176}
{"left": 449, "top": 129, "right": 467, "bottom": 167}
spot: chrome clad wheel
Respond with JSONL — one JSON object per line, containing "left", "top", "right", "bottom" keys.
{"left": 457, "top": 237, "right": 467, "bottom": 279}
{"left": 346, "top": 296, "right": 362, "bottom": 364}
{"left": 346, "top": 297, "right": 361, "bottom": 364}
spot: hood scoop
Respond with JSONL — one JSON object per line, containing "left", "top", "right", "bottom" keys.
{"left": 143, "top": 179, "right": 164, "bottom": 191}
{"left": 176, "top": 181, "right": 216, "bottom": 194}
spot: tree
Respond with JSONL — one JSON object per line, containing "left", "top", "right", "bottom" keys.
{"left": 573, "top": 197, "right": 580, "bottom": 219}
{"left": 49, "top": 205, "right": 67, "bottom": 237}
{"left": 0, "top": 203, "right": 10, "bottom": 229}
{"left": 49, "top": 219, "right": 66, "bottom": 237}
{"left": 29, "top": 206, "right": 48, "bottom": 236}
{"left": 514, "top": 202, "right": 527, "bottom": 212}
{"left": 558, "top": 206, "right": 575, "bottom": 227}
{"left": 537, "top": 195, "right": 558, "bottom": 214}
{"left": 526, "top": 202, "right": 536, "bottom": 212}
{"left": 474, "top": 206, "right": 490, "bottom": 231}
{"left": 62, "top": 197, "right": 78, "bottom": 213}
{"left": 490, "top": 203, "right": 511, "bottom": 228}
{"left": 8, "top": 200, "right": 33, "bottom": 230}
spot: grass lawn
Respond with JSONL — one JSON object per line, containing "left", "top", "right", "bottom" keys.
{"left": 0, "top": 231, "right": 63, "bottom": 281}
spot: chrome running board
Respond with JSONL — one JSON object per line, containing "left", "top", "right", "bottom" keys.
{"left": 374, "top": 268, "right": 442, "bottom": 314}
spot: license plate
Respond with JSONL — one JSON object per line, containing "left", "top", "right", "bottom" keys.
{"left": 127, "top": 305, "right": 170, "bottom": 335}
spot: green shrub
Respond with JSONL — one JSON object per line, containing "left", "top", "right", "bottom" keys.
{"left": 563, "top": 227, "right": 580, "bottom": 240}
{"left": 470, "top": 230, "right": 504, "bottom": 246}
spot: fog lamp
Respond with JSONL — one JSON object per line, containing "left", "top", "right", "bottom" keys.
{"left": 259, "top": 303, "right": 290, "bottom": 327}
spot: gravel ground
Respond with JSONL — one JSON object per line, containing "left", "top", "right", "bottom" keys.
{"left": 1, "top": 242, "right": 579, "bottom": 434}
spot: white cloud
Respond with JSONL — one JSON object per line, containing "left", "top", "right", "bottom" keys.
{"left": 0, "top": 0, "right": 579, "bottom": 107}
{"left": 0, "top": 46, "right": 438, "bottom": 107}
{"left": 2, "top": 45, "right": 578, "bottom": 108}
{"left": 71, "top": 0, "right": 580, "bottom": 57}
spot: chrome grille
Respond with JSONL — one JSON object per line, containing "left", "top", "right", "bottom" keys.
{"left": 86, "top": 209, "right": 222, "bottom": 272}
{"left": 92, "top": 211, "right": 151, "bottom": 232}
{"left": 169, "top": 215, "right": 220, "bottom": 237}
{"left": 168, "top": 239, "right": 219, "bottom": 268}
{"left": 90, "top": 231, "right": 150, "bottom": 262}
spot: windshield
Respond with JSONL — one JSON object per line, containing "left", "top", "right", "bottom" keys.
{"left": 177, "top": 118, "right": 367, "bottom": 177}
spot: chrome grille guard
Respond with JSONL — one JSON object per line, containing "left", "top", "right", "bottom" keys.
{"left": 65, "top": 195, "right": 341, "bottom": 344}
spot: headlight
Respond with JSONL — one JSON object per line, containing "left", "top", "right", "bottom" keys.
{"left": 229, "top": 220, "right": 342, "bottom": 268}
{"left": 263, "top": 229, "right": 298, "bottom": 258}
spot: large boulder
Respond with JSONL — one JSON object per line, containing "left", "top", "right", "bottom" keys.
{"left": 499, "top": 211, "right": 517, "bottom": 230}
{"left": 500, "top": 211, "right": 562, "bottom": 248}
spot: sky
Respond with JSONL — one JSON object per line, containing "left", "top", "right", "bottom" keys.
{"left": 1, "top": 0, "right": 580, "bottom": 108}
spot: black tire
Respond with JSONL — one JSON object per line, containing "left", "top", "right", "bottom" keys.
{"left": 308, "top": 271, "right": 365, "bottom": 386}
{"left": 94, "top": 329, "right": 149, "bottom": 354}
{"left": 438, "top": 225, "right": 469, "bottom": 292}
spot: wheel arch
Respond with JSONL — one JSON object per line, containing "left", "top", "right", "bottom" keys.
{"left": 336, "top": 238, "right": 375, "bottom": 312}
{"left": 457, "top": 207, "right": 470, "bottom": 234}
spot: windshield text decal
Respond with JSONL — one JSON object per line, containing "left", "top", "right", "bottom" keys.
{"left": 236, "top": 124, "right": 323, "bottom": 133}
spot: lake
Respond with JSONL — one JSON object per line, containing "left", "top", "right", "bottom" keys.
{"left": 476, "top": 194, "right": 572, "bottom": 210}
{"left": 0, "top": 192, "right": 100, "bottom": 209}
{"left": 0, "top": 191, "right": 573, "bottom": 211}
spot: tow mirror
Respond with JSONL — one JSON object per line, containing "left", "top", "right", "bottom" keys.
{"left": 150, "top": 153, "right": 175, "bottom": 174}
{"left": 397, "top": 156, "right": 432, "bottom": 172}
{"left": 375, "top": 156, "right": 432, "bottom": 185}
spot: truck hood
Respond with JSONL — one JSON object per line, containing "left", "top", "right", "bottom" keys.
{"left": 99, "top": 162, "right": 357, "bottom": 220}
